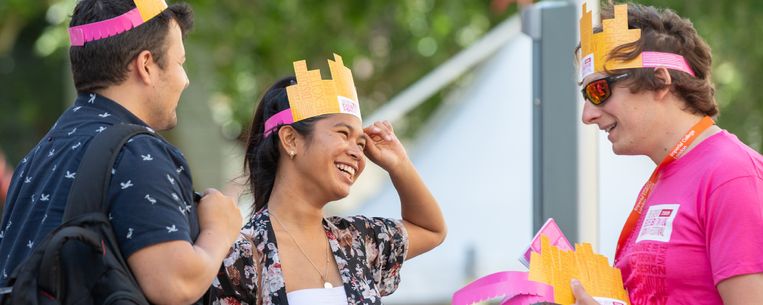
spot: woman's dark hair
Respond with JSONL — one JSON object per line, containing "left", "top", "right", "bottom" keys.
{"left": 600, "top": 2, "right": 717, "bottom": 117}
{"left": 69, "top": 0, "right": 193, "bottom": 93}
{"left": 244, "top": 76, "right": 321, "bottom": 214}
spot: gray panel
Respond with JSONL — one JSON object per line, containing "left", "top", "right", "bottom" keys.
{"left": 523, "top": 2, "right": 579, "bottom": 241}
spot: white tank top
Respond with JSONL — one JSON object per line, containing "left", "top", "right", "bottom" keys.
{"left": 286, "top": 287, "right": 349, "bottom": 305}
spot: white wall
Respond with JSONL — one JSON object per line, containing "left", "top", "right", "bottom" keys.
{"left": 354, "top": 34, "right": 534, "bottom": 304}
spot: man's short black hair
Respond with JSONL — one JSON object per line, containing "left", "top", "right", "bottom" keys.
{"left": 69, "top": 0, "right": 193, "bottom": 93}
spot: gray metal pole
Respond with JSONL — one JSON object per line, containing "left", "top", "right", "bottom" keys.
{"left": 521, "top": 1, "right": 579, "bottom": 242}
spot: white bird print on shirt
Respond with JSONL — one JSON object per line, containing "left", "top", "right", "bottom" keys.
{"left": 141, "top": 154, "right": 153, "bottom": 161}
{"left": 71, "top": 142, "right": 82, "bottom": 150}
{"left": 108, "top": 213, "right": 113, "bottom": 220}
{"left": 73, "top": 106, "right": 82, "bottom": 112}
{"left": 171, "top": 193, "right": 179, "bottom": 201}
{"left": 178, "top": 206, "right": 186, "bottom": 215}
{"left": 96, "top": 126, "right": 106, "bottom": 133}
{"left": 26, "top": 240, "right": 33, "bottom": 249}
{"left": 145, "top": 194, "right": 157, "bottom": 204}
{"left": 111, "top": 168, "right": 115, "bottom": 175}
{"left": 68, "top": 128, "right": 77, "bottom": 136}
{"left": 5, "top": 221, "right": 11, "bottom": 230}
{"left": 42, "top": 214, "right": 48, "bottom": 223}
{"left": 166, "top": 225, "right": 178, "bottom": 233}
{"left": 48, "top": 149, "right": 55, "bottom": 157}
{"left": 31, "top": 194, "right": 36, "bottom": 203}
{"left": 88, "top": 93, "right": 96, "bottom": 103}
{"left": 65, "top": 171, "right": 76, "bottom": 179}
{"left": 24, "top": 177, "right": 32, "bottom": 184}
{"left": 0, "top": 231, "right": 4, "bottom": 239}
{"left": 22, "top": 157, "right": 27, "bottom": 163}
{"left": 52, "top": 165, "right": 57, "bottom": 172}
{"left": 166, "top": 174, "right": 175, "bottom": 185}
{"left": 126, "top": 228, "right": 134, "bottom": 239}
{"left": 176, "top": 166, "right": 185, "bottom": 174}
{"left": 40, "top": 194, "right": 50, "bottom": 201}
{"left": 120, "top": 180, "right": 133, "bottom": 190}
{"left": 98, "top": 112, "right": 111, "bottom": 118}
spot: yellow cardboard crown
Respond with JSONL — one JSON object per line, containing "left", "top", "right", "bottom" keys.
{"left": 578, "top": 2, "right": 696, "bottom": 79}
{"left": 286, "top": 53, "right": 362, "bottom": 123}
{"left": 528, "top": 235, "right": 631, "bottom": 305}
{"left": 579, "top": 3, "right": 641, "bottom": 79}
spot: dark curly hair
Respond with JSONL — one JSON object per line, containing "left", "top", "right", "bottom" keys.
{"left": 584, "top": 2, "right": 718, "bottom": 117}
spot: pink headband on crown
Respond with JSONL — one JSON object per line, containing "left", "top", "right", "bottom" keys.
{"left": 69, "top": 0, "right": 168, "bottom": 46}
{"left": 264, "top": 109, "right": 294, "bottom": 137}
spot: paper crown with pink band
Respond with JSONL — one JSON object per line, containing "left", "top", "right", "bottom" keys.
{"left": 578, "top": 2, "right": 696, "bottom": 79}
{"left": 264, "top": 53, "right": 362, "bottom": 137}
{"left": 69, "top": 0, "right": 168, "bottom": 46}
{"left": 451, "top": 219, "right": 631, "bottom": 305}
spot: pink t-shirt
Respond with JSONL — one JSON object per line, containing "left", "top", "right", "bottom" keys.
{"left": 615, "top": 131, "right": 763, "bottom": 305}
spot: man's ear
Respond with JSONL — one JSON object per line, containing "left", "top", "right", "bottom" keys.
{"left": 653, "top": 67, "right": 673, "bottom": 101}
{"left": 133, "top": 50, "right": 155, "bottom": 86}
{"left": 278, "top": 126, "right": 299, "bottom": 157}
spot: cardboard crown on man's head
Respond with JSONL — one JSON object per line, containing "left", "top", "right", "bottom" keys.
{"left": 578, "top": 2, "right": 696, "bottom": 79}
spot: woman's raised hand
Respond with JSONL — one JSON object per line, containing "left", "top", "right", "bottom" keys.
{"left": 363, "top": 120, "right": 409, "bottom": 172}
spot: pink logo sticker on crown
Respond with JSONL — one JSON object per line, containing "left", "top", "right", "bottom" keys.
{"left": 580, "top": 54, "right": 595, "bottom": 79}
{"left": 338, "top": 96, "right": 361, "bottom": 119}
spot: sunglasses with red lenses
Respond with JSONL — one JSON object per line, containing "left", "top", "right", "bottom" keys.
{"left": 581, "top": 73, "right": 630, "bottom": 105}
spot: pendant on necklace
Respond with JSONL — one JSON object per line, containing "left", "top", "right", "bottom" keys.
{"left": 324, "top": 282, "right": 333, "bottom": 289}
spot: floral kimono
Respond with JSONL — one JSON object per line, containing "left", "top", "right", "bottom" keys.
{"left": 210, "top": 208, "right": 409, "bottom": 305}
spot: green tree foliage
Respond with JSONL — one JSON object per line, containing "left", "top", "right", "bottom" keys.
{"left": 1, "top": 0, "right": 762, "bottom": 166}
{"left": 0, "top": 0, "right": 512, "bottom": 164}
{"left": 187, "top": 0, "right": 512, "bottom": 139}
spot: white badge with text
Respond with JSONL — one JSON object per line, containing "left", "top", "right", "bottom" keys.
{"left": 636, "top": 204, "right": 680, "bottom": 243}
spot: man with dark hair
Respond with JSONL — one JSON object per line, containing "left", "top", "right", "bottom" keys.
{"left": 0, "top": 1, "right": 242, "bottom": 304}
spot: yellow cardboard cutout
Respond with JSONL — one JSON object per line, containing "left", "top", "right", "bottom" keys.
{"left": 286, "top": 53, "right": 362, "bottom": 123}
{"left": 528, "top": 236, "right": 631, "bottom": 305}
{"left": 134, "top": 0, "right": 168, "bottom": 22}
{"left": 579, "top": 3, "right": 641, "bottom": 78}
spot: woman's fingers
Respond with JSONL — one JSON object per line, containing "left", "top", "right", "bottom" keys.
{"left": 365, "top": 121, "right": 394, "bottom": 142}
{"left": 364, "top": 126, "right": 384, "bottom": 142}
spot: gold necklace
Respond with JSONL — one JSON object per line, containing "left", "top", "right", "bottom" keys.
{"left": 270, "top": 212, "right": 334, "bottom": 289}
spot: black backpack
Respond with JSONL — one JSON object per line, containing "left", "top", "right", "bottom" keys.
{"left": 0, "top": 124, "right": 154, "bottom": 305}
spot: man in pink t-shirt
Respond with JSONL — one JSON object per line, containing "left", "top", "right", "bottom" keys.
{"left": 573, "top": 2, "right": 763, "bottom": 305}
{"left": 615, "top": 131, "right": 763, "bottom": 304}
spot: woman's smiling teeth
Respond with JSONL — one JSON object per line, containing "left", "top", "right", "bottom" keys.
{"left": 336, "top": 163, "right": 356, "bottom": 179}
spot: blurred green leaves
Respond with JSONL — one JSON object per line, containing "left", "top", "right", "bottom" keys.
{"left": 186, "top": 0, "right": 510, "bottom": 140}
{"left": 0, "top": 0, "right": 512, "bottom": 164}
{"left": 2, "top": 0, "right": 763, "bottom": 166}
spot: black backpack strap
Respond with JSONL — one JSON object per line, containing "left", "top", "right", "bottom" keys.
{"left": 63, "top": 124, "right": 155, "bottom": 221}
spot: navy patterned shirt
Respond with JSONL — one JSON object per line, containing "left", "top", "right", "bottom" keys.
{"left": 0, "top": 93, "right": 200, "bottom": 284}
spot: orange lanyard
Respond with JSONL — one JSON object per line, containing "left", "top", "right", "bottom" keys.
{"left": 614, "top": 116, "right": 715, "bottom": 261}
